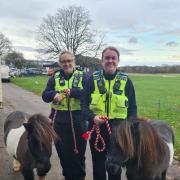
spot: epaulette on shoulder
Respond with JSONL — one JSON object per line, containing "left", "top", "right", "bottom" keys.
{"left": 76, "top": 68, "right": 83, "bottom": 72}
{"left": 74, "top": 70, "right": 83, "bottom": 78}
{"left": 76, "top": 69, "right": 84, "bottom": 74}
{"left": 54, "top": 71, "right": 60, "bottom": 78}
{"left": 116, "top": 71, "right": 128, "bottom": 81}
{"left": 93, "top": 70, "right": 101, "bottom": 75}
{"left": 93, "top": 70, "right": 103, "bottom": 80}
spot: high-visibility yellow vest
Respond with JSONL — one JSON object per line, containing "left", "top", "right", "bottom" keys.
{"left": 90, "top": 70, "right": 128, "bottom": 119}
{"left": 51, "top": 70, "right": 83, "bottom": 111}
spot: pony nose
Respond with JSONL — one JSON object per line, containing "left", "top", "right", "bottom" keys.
{"left": 106, "top": 161, "right": 121, "bottom": 175}
{"left": 106, "top": 157, "right": 122, "bottom": 175}
{"left": 37, "top": 162, "right": 51, "bottom": 176}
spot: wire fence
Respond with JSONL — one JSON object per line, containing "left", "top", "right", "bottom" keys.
{"left": 138, "top": 99, "right": 180, "bottom": 120}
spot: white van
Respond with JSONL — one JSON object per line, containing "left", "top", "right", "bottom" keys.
{"left": 0, "top": 65, "right": 10, "bottom": 82}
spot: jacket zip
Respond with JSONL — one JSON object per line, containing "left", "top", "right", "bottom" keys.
{"left": 106, "top": 80, "right": 111, "bottom": 118}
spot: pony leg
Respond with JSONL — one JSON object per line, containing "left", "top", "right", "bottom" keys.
{"left": 13, "top": 158, "right": 21, "bottom": 172}
{"left": 21, "top": 168, "right": 34, "bottom": 180}
{"left": 38, "top": 176, "right": 46, "bottom": 180}
{"left": 162, "top": 170, "right": 167, "bottom": 180}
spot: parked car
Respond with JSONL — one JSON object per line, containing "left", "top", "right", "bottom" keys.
{"left": 0, "top": 65, "right": 11, "bottom": 82}
{"left": 42, "top": 68, "right": 48, "bottom": 75}
{"left": 20, "top": 69, "right": 28, "bottom": 76}
{"left": 10, "top": 68, "right": 21, "bottom": 77}
{"left": 26, "top": 68, "right": 42, "bottom": 76}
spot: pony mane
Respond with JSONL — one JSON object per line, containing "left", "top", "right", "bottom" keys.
{"left": 114, "top": 120, "right": 167, "bottom": 168}
{"left": 114, "top": 121, "right": 134, "bottom": 158}
{"left": 28, "top": 114, "right": 57, "bottom": 153}
{"left": 137, "top": 121, "right": 166, "bottom": 168}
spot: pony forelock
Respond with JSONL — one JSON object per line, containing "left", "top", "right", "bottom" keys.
{"left": 114, "top": 120, "right": 167, "bottom": 169}
{"left": 114, "top": 121, "right": 134, "bottom": 158}
{"left": 28, "top": 114, "right": 58, "bottom": 153}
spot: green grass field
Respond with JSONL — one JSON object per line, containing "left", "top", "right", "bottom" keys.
{"left": 11, "top": 74, "right": 180, "bottom": 159}
{"left": 11, "top": 76, "right": 49, "bottom": 96}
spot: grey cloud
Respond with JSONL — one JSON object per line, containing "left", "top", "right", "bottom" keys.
{"left": 117, "top": 47, "right": 136, "bottom": 55}
{"left": 171, "top": 55, "right": 180, "bottom": 59}
{"left": 128, "top": 37, "right": 138, "bottom": 44}
{"left": 14, "top": 45, "right": 36, "bottom": 52}
{"left": 93, "top": 0, "right": 180, "bottom": 32}
{"left": 161, "top": 29, "right": 180, "bottom": 36}
{"left": 0, "top": 0, "right": 55, "bottom": 22}
{"left": 166, "top": 41, "right": 178, "bottom": 47}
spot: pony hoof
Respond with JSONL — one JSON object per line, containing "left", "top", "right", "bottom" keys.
{"left": 38, "top": 176, "right": 46, "bottom": 180}
{"left": 13, "top": 159, "right": 21, "bottom": 172}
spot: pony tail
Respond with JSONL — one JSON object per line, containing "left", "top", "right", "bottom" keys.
{"left": 115, "top": 121, "right": 134, "bottom": 158}
{"left": 138, "top": 122, "right": 166, "bottom": 168}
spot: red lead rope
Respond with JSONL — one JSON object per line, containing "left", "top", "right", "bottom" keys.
{"left": 52, "top": 98, "right": 79, "bottom": 155}
{"left": 82, "top": 119, "right": 111, "bottom": 152}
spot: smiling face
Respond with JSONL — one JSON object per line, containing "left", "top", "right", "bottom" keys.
{"left": 102, "top": 48, "right": 119, "bottom": 75}
{"left": 59, "top": 52, "right": 75, "bottom": 75}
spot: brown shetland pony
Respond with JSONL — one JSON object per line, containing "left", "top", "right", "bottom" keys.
{"left": 106, "top": 118, "right": 174, "bottom": 180}
{"left": 4, "top": 111, "right": 57, "bottom": 180}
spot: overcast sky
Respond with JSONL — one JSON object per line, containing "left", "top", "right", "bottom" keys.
{"left": 0, "top": 0, "right": 180, "bottom": 66}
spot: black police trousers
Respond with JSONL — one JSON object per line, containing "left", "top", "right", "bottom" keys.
{"left": 54, "top": 117, "right": 87, "bottom": 180}
{"left": 89, "top": 123, "right": 121, "bottom": 180}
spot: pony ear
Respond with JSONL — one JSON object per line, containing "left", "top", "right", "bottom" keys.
{"left": 23, "top": 123, "right": 33, "bottom": 133}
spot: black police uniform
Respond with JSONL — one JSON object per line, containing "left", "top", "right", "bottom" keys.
{"left": 42, "top": 69, "right": 88, "bottom": 180}
{"left": 81, "top": 70, "right": 137, "bottom": 180}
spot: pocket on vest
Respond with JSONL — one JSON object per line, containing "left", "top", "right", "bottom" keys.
{"left": 90, "top": 94, "right": 105, "bottom": 114}
{"left": 111, "top": 95, "right": 128, "bottom": 115}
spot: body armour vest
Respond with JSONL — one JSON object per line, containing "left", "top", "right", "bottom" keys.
{"left": 51, "top": 70, "right": 83, "bottom": 111}
{"left": 90, "top": 70, "right": 128, "bottom": 119}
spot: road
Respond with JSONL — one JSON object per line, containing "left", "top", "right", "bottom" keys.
{"left": 0, "top": 83, "right": 179, "bottom": 180}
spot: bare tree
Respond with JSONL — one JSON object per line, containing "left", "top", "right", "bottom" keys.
{"left": 3, "top": 51, "right": 26, "bottom": 69}
{"left": 0, "top": 32, "right": 12, "bottom": 57}
{"left": 37, "top": 6, "right": 105, "bottom": 58}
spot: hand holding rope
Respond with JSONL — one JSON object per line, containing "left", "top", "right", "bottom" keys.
{"left": 82, "top": 116, "right": 111, "bottom": 152}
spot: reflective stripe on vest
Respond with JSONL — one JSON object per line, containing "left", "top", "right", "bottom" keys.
{"left": 90, "top": 70, "right": 128, "bottom": 119}
{"left": 51, "top": 70, "right": 83, "bottom": 111}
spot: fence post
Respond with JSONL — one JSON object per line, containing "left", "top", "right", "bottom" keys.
{"left": 0, "top": 72, "right": 3, "bottom": 109}
{"left": 157, "top": 99, "right": 160, "bottom": 119}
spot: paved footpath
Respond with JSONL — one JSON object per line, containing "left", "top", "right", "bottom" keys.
{"left": 0, "top": 83, "right": 93, "bottom": 180}
{"left": 0, "top": 83, "right": 179, "bottom": 180}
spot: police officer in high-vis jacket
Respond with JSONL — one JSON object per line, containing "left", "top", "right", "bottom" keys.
{"left": 81, "top": 46, "right": 137, "bottom": 180}
{"left": 42, "top": 51, "right": 88, "bottom": 180}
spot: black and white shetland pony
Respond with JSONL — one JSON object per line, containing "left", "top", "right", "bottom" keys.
{"left": 106, "top": 118, "right": 174, "bottom": 180}
{"left": 4, "top": 111, "right": 57, "bottom": 180}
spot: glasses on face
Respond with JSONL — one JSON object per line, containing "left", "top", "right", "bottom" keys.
{"left": 104, "top": 56, "right": 118, "bottom": 61}
{"left": 60, "top": 59, "right": 73, "bottom": 64}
